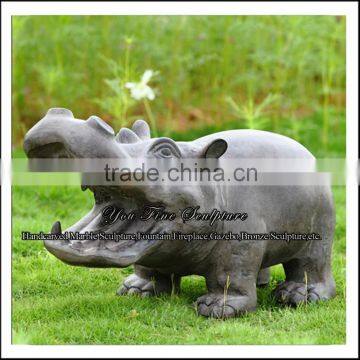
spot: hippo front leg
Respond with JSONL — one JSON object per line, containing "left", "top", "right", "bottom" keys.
{"left": 195, "top": 268, "right": 258, "bottom": 319}
{"left": 117, "top": 265, "right": 181, "bottom": 297}
{"left": 194, "top": 241, "right": 263, "bottom": 319}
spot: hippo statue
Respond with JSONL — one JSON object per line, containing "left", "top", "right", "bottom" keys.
{"left": 23, "top": 108, "right": 336, "bottom": 319}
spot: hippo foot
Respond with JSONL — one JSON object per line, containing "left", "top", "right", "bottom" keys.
{"left": 195, "top": 293, "right": 256, "bottom": 319}
{"left": 117, "top": 274, "right": 172, "bottom": 297}
{"left": 274, "top": 280, "right": 333, "bottom": 306}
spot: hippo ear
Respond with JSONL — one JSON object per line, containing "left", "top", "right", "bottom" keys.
{"left": 132, "top": 119, "right": 151, "bottom": 140}
{"left": 203, "top": 139, "right": 228, "bottom": 158}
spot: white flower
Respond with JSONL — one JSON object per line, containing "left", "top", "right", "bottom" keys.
{"left": 125, "top": 70, "right": 156, "bottom": 101}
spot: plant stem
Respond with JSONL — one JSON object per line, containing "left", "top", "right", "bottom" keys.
{"left": 144, "top": 99, "right": 158, "bottom": 137}
{"left": 121, "top": 41, "right": 131, "bottom": 126}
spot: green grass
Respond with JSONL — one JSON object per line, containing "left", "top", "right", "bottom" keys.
{"left": 12, "top": 185, "right": 346, "bottom": 344}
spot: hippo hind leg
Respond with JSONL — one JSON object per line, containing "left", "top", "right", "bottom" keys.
{"left": 274, "top": 254, "right": 335, "bottom": 306}
{"left": 117, "top": 265, "right": 181, "bottom": 297}
{"left": 274, "top": 197, "right": 336, "bottom": 306}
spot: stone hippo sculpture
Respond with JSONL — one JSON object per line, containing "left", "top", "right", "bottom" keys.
{"left": 23, "top": 108, "right": 336, "bottom": 318}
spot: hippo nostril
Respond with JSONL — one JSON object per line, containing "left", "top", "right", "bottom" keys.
{"left": 87, "top": 115, "right": 115, "bottom": 136}
{"left": 47, "top": 108, "right": 74, "bottom": 118}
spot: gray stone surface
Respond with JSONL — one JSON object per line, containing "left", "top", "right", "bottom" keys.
{"left": 23, "top": 108, "right": 336, "bottom": 318}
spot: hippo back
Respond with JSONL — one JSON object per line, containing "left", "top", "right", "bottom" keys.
{"left": 190, "top": 129, "right": 315, "bottom": 160}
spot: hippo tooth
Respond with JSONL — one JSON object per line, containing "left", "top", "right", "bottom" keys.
{"left": 46, "top": 108, "right": 74, "bottom": 118}
{"left": 51, "top": 221, "right": 62, "bottom": 234}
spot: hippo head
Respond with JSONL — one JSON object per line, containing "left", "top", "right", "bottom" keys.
{"left": 24, "top": 108, "right": 228, "bottom": 269}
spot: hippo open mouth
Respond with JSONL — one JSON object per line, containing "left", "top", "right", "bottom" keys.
{"left": 45, "top": 184, "right": 164, "bottom": 268}
{"left": 23, "top": 108, "right": 164, "bottom": 268}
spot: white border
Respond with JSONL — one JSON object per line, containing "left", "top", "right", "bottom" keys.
{"left": 1, "top": 1, "right": 358, "bottom": 358}
{"left": 1, "top": 1, "right": 357, "bottom": 15}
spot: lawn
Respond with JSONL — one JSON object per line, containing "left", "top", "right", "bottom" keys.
{"left": 12, "top": 176, "right": 345, "bottom": 345}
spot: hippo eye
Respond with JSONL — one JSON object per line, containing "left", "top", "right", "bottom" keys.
{"left": 156, "top": 145, "right": 174, "bottom": 158}
{"left": 153, "top": 144, "right": 179, "bottom": 158}
{"left": 160, "top": 147, "right": 172, "bottom": 157}
{"left": 149, "top": 138, "right": 181, "bottom": 158}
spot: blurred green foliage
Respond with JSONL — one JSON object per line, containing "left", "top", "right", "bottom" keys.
{"left": 12, "top": 16, "right": 345, "bottom": 155}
